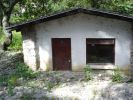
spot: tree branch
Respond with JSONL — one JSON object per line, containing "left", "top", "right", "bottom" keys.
{"left": 5, "top": 0, "right": 21, "bottom": 21}
{"left": 0, "top": 0, "right": 4, "bottom": 10}
{"left": 9, "top": 0, "right": 20, "bottom": 12}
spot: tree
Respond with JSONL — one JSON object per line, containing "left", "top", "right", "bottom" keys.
{"left": 92, "top": 0, "right": 133, "bottom": 16}
{"left": 0, "top": 0, "right": 20, "bottom": 50}
{"left": 0, "top": 0, "right": 133, "bottom": 51}
{"left": 10, "top": 0, "right": 91, "bottom": 24}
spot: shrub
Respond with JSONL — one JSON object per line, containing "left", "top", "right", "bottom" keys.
{"left": 8, "top": 31, "right": 22, "bottom": 51}
{"left": 0, "top": 62, "right": 38, "bottom": 96}
{"left": 0, "top": 28, "right": 22, "bottom": 51}
{"left": 112, "top": 67, "right": 123, "bottom": 82}
{"left": 84, "top": 64, "right": 92, "bottom": 81}
{"left": 21, "top": 93, "right": 34, "bottom": 99}
{"left": 15, "top": 63, "right": 38, "bottom": 79}
{"left": 0, "top": 27, "right": 6, "bottom": 44}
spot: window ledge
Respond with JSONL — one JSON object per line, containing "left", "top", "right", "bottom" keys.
{"left": 88, "top": 63, "right": 115, "bottom": 69}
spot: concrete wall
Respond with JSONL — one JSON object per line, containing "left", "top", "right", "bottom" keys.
{"left": 33, "top": 13, "right": 133, "bottom": 71}
{"left": 22, "top": 26, "right": 38, "bottom": 71}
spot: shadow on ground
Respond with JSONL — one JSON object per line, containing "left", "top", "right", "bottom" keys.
{"left": 0, "top": 51, "right": 133, "bottom": 99}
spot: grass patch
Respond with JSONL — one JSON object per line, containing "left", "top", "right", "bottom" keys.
{"left": 112, "top": 67, "right": 123, "bottom": 82}
{"left": 84, "top": 64, "right": 92, "bottom": 81}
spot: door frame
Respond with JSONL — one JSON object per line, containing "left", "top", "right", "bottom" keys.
{"left": 51, "top": 38, "right": 72, "bottom": 71}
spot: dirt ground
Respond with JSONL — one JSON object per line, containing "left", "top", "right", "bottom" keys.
{"left": 0, "top": 51, "right": 133, "bottom": 100}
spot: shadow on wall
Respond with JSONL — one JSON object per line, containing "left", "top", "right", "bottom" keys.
{"left": 22, "top": 26, "right": 40, "bottom": 70}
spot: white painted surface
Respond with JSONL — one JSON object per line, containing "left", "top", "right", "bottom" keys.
{"left": 35, "top": 13, "right": 132, "bottom": 71}
{"left": 22, "top": 28, "right": 37, "bottom": 71}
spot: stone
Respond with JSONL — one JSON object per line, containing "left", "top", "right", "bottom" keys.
{"left": 0, "top": 51, "right": 23, "bottom": 75}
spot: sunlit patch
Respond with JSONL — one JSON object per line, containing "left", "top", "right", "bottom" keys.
{"left": 39, "top": 46, "right": 50, "bottom": 71}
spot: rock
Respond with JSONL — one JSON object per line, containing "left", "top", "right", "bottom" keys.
{"left": 0, "top": 91, "right": 6, "bottom": 99}
{"left": 0, "top": 51, "right": 23, "bottom": 75}
{"left": 32, "top": 88, "right": 47, "bottom": 99}
{"left": 10, "top": 92, "right": 23, "bottom": 100}
{"left": 1, "top": 70, "right": 133, "bottom": 100}
{"left": 0, "top": 42, "right": 4, "bottom": 51}
{"left": 99, "top": 83, "right": 133, "bottom": 100}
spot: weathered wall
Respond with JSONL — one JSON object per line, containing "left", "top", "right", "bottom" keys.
{"left": 22, "top": 26, "right": 38, "bottom": 71}
{"left": 34, "top": 13, "right": 132, "bottom": 71}
{"left": 129, "top": 24, "right": 133, "bottom": 77}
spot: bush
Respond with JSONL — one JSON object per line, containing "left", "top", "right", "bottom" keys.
{"left": 21, "top": 93, "right": 34, "bottom": 99}
{"left": 0, "top": 27, "right": 6, "bottom": 44}
{"left": 112, "top": 67, "right": 123, "bottom": 82}
{"left": 84, "top": 64, "right": 92, "bottom": 81}
{"left": 0, "top": 29, "right": 22, "bottom": 51}
{"left": 8, "top": 31, "right": 22, "bottom": 51}
{"left": 0, "top": 62, "right": 38, "bottom": 96}
{"left": 15, "top": 63, "right": 38, "bottom": 79}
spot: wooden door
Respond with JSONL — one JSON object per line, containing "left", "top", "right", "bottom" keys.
{"left": 52, "top": 38, "right": 71, "bottom": 70}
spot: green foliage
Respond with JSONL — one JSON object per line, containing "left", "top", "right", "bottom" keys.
{"left": 15, "top": 63, "right": 38, "bottom": 79}
{"left": 21, "top": 93, "right": 34, "bottom": 100}
{"left": 5, "top": 0, "right": 133, "bottom": 52}
{"left": 8, "top": 31, "right": 22, "bottom": 51}
{"left": 0, "top": 75, "right": 8, "bottom": 86}
{"left": 9, "top": 0, "right": 133, "bottom": 25}
{"left": 0, "top": 27, "right": 6, "bottom": 44}
{"left": 84, "top": 64, "right": 92, "bottom": 81}
{"left": 112, "top": 67, "right": 123, "bottom": 82}
{"left": 45, "top": 81, "right": 55, "bottom": 91}
{"left": 7, "top": 75, "right": 18, "bottom": 96}
{"left": 0, "top": 29, "right": 22, "bottom": 51}
{"left": 10, "top": 0, "right": 92, "bottom": 24}
{"left": 96, "top": 0, "right": 133, "bottom": 16}
{"left": 0, "top": 62, "right": 38, "bottom": 96}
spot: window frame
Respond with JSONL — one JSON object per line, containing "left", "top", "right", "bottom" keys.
{"left": 86, "top": 38, "right": 115, "bottom": 65}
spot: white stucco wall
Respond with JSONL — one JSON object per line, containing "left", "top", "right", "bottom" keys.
{"left": 22, "top": 27, "right": 37, "bottom": 71}
{"left": 35, "top": 13, "right": 133, "bottom": 71}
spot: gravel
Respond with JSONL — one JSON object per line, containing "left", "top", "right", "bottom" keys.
{"left": 0, "top": 51, "right": 133, "bottom": 100}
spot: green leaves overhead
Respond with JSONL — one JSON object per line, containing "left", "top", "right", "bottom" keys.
{"left": 1, "top": 0, "right": 133, "bottom": 24}
{"left": 97, "top": 0, "right": 133, "bottom": 15}
{"left": 10, "top": 0, "right": 91, "bottom": 23}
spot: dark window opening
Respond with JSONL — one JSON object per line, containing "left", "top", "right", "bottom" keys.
{"left": 86, "top": 39, "right": 115, "bottom": 64}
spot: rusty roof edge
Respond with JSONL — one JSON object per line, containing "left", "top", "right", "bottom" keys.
{"left": 6, "top": 8, "right": 133, "bottom": 30}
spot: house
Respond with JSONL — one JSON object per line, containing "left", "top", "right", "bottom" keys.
{"left": 7, "top": 8, "right": 133, "bottom": 71}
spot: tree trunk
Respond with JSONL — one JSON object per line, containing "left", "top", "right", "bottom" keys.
{"left": 0, "top": 0, "right": 20, "bottom": 50}
{"left": 2, "top": 15, "right": 12, "bottom": 50}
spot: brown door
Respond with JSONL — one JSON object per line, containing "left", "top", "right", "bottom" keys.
{"left": 52, "top": 38, "right": 71, "bottom": 70}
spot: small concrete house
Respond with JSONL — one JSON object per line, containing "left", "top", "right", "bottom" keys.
{"left": 8, "top": 8, "right": 133, "bottom": 71}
